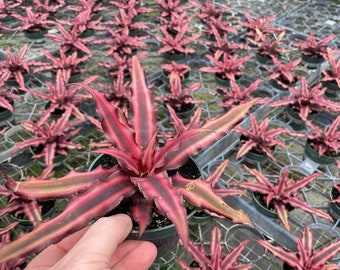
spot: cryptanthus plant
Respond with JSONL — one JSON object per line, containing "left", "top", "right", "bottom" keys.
{"left": 0, "top": 57, "right": 256, "bottom": 266}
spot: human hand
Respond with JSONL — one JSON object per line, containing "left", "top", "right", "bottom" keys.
{"left": 25, "top": 214, "right": 157, "bottom": 270}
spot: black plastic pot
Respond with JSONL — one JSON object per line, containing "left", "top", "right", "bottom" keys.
{"left": 24, "top": 29, "right": 48, "bottom": 40}
{"left": 252, "top": 192, "right": 278, "bottom": 219}
{"left": 329, "top": 186, "right": 340, "bottom": 225}
{"left": 10, "top": 200, "right": 56, "bottom": 232}
{"left": 242, "top": 150, "right": 269, "bottom": 168}
{"left": 256, "top": 52, "right": 273, "bottom": 65}
{"left": 322, "top": 80, "right": 339, "bottom": 100}
{"left": 301, "top": 53, "right": 324, "bottom": 65}
{"left": 304, "top": 141, "right": 338, "bottom": 165}
{"left": 269, "top": 79, "right": 296, "bottom": 92}
{"left": 0, "top": 102, "right": 14, "bottom": 125}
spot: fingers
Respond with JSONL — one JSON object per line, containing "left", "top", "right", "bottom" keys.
{"left": 111, "top": 240, "right": 157, "bottom": 270}
{"left": 25, "top": 227, "right": 90, "bottom": 269}
{"left": 53, "top": 214, "right": 132, "bottom": 269}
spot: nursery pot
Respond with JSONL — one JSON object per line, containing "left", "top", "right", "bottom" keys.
{"left": 322, "top": 80, "right": 339, "bottom": 100}
{"left": 304, "top": 141, "right": 338, "bottom": 165}
{"left": 286, "top": 105, "right": 314, "bottom": 130}
{"left": 329, "top": 186, "right": 340, "bottom": 225}
{"left": 162, "top": 52, "right": 187, "bottom": 63}
{"left": 5, "top": 73, "right": 30, "bottom": 87}
{"left": 0, "top": 99, "right": 14, "bottom": 125}
{"left": 242, "top": 150, "right": 269, "bottom": 168}
{"left": 214, "top": 73, "right": 242, "bottom": 88}
{"left": 255, "top": 53, "right": 273, "bottom": 65}
{"left": 10, "top": 200, "right": 56, "bottom": 232}
{"left": 269, "top": 79, "right": 296, "bottom": 92}
{"left": 301, "top": 53, "right": 324, "bottom": 65}
{"left": 24, "top": 29, "right": 48, "bottom": 40}
{"left": 252, "top": 192, "right": 293, "bottom": 219}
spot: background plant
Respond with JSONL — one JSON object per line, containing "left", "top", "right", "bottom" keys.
{"left": 258, "top": 226, "right": 340, "bottom": 270}
{"left": 230, "top": 166, "right": 333, "bottom": 231}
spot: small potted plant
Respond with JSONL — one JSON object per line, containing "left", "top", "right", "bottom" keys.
{"left": 33, "top": 0, "right": 65, "bottom": 16}
{"left": 0, "top": 81, "right": 19, "bottom": 124}
{"left": 158, "top": 66, "right": 203, "bottom": 122}
{"left": 304, "top": 115, "right": 340, "bottom": 166}
{"left": 0, "top": 0, "right": 23, "bottom": 22}
{"left": 200, "top": 53, "right": 252, "bottom": 87}
{"left": 233, "top": 114, "right": 296, "bottom": 164}
{"left": 44, "top": 22, "right": 93, "bottom": 56}
{"left": 321, "top": 48, "right": 340, "bottom": 99}
{"left": 203, "top": 15, "right": 238, "bottom": 42}
{"left": 265, "top": 56, "right": 302, "bottom": 91}
{"left": 0, "top": 44, "right": 47, "bottom": 88}
{"left": 189, "top": 0, "right": 231, "bottom": 22}
{"left": 0, "top": 57, "right": 256, "bottom": 266}
{"left": 14, "top": 109, "right": 83, "bottom": 169}
{"left": 258, "top": 226, "right": 340, "bottom": 269}
{"left": 23, "top": 70, "right": 96, "bottom": 123}
{"left": 158, "top": 10, "right": 195, "bottom": 37}
{"left": 11, "top": 7, "right": 53, "bottom": 39}
{"left": 269, "top": 76, "right": 340, "bottom": 130}
{"left": 250, "top": 32, "right": 286, "bottom": 64}
{"left": 177, "top": 226, "right": 252, "bottom": 270}
{"left": 240, "top": 11, "right": 282, "bottom": 44}
{"left": 215, "top": 79, "right": 266, "bottom": 110}
{"left": 58, "top": 9, "right": 105, "bottom": 38}
{"left": 156, "top": 23, "right": 201, "bottom": 61}
{"left": 230, "top": 166, "right": 333, "bottom": 231}
{"left": 93, "top": 26, "right": 149, "bottom": 56}
{"left": 34, "top": 48, "right": 90, "bottom": 83}
{"left": 156, "top": 0, "right": 191, "bottom": 18}
{"left": 293, "top": 32, "right": 337, "bottom": 65}
{"left": 161, "top": 61, "right": 191, "bottom": 85}
{"left": 206, "top": 24, "right": 248, "bottom": 59}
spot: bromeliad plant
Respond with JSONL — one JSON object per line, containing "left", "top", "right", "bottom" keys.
{"left": 293, "top": 32, "right": 337, "bottom": 60}
{"left": 34, "top": 48, "right": 90, "bottom": 83}
{"left": 206, "top": 25, "right": 248, "bottom": 59}
{"left": 0, "top": 56, "right": 256, "bottom": 266}
{"left": 14, "top": 108, "right": 83, "bottom": 168}
{"left": 251, "top": 32, "right": 287, "bottom": 61}
{"left": 240, "top": 11, "right": 282, "bottom": 43}
{"left": 23, "top": 70, "right": 95, "bottom": 123}
{"left": 177, "top": 226, "right": 252, "bottom": 270}
{"left": 189, "top": 0, "right": 231, "bottom": 22}
{"left": 266, "top": 56, "right": 302, "bottom": 89}
{"left": 0, "top": 0, "right": 23, "bottom": 21}
{"left": 94, "top": 26, "right": 149, "bottom": 56}
{"left": 269, "top": 76, "right": 340, "bottom": 120}
{"left": 156, "top": 0, "right": 191, "bottom": 18}
{"left": 0, "top": 81, "right": 19, "bottom": 114}
{"left": 230, "top": 166, "right": 333, "bottom": 231}
{"left": 157, "top": 24, "right": 201, "bottom": 56}
{"left": 11, "top": 6, "right": 53, "bottom": 35}
{"left": 216, "top": 79, "right": 266, "bottom": 109}
{"left": 305, "top": 114, "right": 340, "bottom": 159}
{"left": 44, "top": 22, "right": 93, "bottom": 56}
{"left": 233, "top": 114, "right": 296, "bottom": 162}
{"left": 258, "top": 226, "right": 340, "bottom": 270}
{"left": 200, "top": 53, "right": 252, "bottom": 82}
{"left": 321, "top": 47, "right": 340, "bottom": 89}
{"left": 0, "top": 44, "right": 47, "bottom": 88}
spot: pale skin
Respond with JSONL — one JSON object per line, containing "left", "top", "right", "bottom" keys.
{"left": 25, "top": 214, "right": 157, "bottom": 270}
